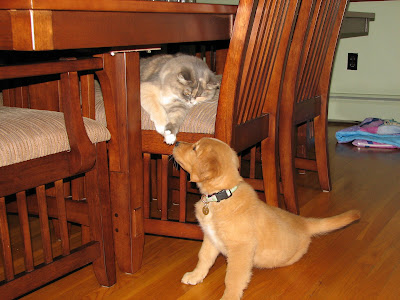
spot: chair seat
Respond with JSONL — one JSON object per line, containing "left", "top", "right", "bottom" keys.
{"left": 94, "top": 76, "right": 221, "bottom": 134}
{"left": 0, "top": 106, "right": 111, "bottom": 167}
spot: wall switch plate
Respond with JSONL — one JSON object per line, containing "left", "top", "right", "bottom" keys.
{"left": 347, "top": 53, "right": 358, "bottom": 70}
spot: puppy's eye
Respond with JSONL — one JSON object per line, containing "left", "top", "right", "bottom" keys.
{"left": 193, "top": 146, "right": 197, "bottom": 151}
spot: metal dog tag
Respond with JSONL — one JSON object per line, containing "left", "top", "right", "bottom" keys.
{"left": 202, "top": 204, "right": 209, "bottom": 215}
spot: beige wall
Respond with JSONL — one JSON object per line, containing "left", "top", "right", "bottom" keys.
{"left": 329, "top": 0, "right": 400, "bottom": 121}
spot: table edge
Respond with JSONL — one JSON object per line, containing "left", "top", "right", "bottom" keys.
{"left": 0, "top": 0, "right": 237, "bottom": 14}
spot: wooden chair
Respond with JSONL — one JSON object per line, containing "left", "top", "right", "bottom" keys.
{"left": 0, "top": 57, "right": 117, "bottom": 299}
{"left": 141, "top": 0, "right": 301, "bottom": 239}
{"left": 278, "top": 0, "right": 349, "bottom": 214}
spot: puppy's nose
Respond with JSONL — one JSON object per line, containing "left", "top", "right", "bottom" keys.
{"left": 175, "top": 141, "right": 180, "bottom": 147}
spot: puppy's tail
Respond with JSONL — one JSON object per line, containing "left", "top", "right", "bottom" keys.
{"left": 306, "top": 210, "right": 361, "bottom": 236}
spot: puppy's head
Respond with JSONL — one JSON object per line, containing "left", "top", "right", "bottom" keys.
{"left": 173, "top": 138, "right": 241, "bottom": 193}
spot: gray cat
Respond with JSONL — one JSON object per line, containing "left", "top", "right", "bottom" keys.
{"left": 140, "top": 54, "right": 220, "bottom": 144}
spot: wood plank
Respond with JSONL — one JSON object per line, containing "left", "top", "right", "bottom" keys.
{"left": 51, "top": 11, "right": 232, "bottom": 50}
{"left": 0, "top": 0, "right": 237, "bottom": 14}
{"left": 0, "top": 58, "right": 103, "bottom": 80}
{"left": 16, "top": 192, "right": 34, "bottom": 272}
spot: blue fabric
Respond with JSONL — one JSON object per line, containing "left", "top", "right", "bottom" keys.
{"left": 336, "top": 118, "right": 400, "bottom": 147}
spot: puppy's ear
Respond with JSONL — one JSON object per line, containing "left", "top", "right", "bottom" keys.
{"left": 189, "top": 171, "right": 201, "bottom": 183}
{"left": 190, "top": 157, "right": 220, "bottom": 183}
{"left": 232, "top": 149, "right": 240, "bottom": 170}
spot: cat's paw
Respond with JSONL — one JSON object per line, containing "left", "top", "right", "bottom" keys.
{"left": 155, "top": 124, "right": 165, "bottom": 135}
{"left": 164, "top": 130, "right": 176, "bottom": 145}
{"left": 181, "top": 271, "right": 205, "bottom": 285}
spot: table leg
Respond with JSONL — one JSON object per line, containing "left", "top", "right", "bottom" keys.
{"left": 102, "top": 52, "right": 144, "bottom": 274}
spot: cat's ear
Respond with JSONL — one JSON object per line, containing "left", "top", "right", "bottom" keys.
{"left": 207, "top": 76, "right": 221, "bottom": 89}
{"left": 177, "top": 69, "right": 192, "bottom": 84}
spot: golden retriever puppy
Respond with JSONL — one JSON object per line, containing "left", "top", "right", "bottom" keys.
{"left": 173, "top": 137, "right": 361, "bottom": 300}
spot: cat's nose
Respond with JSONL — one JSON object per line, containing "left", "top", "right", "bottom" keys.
{"left": 175, "top": 141, "right": 180, "bottom": 147}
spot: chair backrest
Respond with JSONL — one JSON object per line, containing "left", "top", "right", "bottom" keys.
{"left": 215, "top": 0, "right": 300, "bottom": 153}
{"left": 285, "top": 0, "right": 348, "bottom": 125}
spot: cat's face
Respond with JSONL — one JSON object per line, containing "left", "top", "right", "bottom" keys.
{"left": 176, "top": 69, "right": 220, "bottom": 107}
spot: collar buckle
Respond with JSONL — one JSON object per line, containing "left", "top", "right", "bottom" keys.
{"left": 204, "top": 185, "right": 238, "bottom": 203}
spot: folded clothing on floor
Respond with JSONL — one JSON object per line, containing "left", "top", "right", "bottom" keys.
{"left": 336, "top": 118, "right": 400, "bottom": 148}
{"left": 352, "top": 139, "right": 399, "bottom": 149}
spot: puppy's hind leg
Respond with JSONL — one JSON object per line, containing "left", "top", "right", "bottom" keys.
{"left": 221, "top": 246, "right": 255, "bottom": 300}
{"left": 181, "top": 236, "right": 219, "bottom": 285}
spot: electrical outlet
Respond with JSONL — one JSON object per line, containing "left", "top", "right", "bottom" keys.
{"left": 347, "top": 53, "right": 358, "bottom": 70}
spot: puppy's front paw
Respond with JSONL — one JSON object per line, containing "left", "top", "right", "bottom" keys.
{"left": 164, "top": 130, "right": 176, "bottom": 145}
{"left": 181, "top": 271, "right": 205, "bottom": 285}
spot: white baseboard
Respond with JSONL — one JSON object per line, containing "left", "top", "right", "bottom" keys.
{"left": 328, "top": 93, "right": 400, "bottom": 122}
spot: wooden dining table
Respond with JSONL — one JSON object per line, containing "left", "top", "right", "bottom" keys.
{"left": 0, "top": 0, "right": 236, "bottom": 274}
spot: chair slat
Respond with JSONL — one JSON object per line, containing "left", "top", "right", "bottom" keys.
{"left": 239, "top": 0, "right": 290, "bottom": 124}
{"left": 16, "top": 191, "right": 34, "bottom": 272}
{"left": 238, "top": 0, "right": 272, "bottom": 122}
{"left": 71, "top": 177, "right": 85, "bottom": 201}
{"left": 81, "top": 73, "right": 96, "bottom": 119}
{"left": 254, "top": 0, "right": 287, "bottom": 117}
{"left": 36, "top": 185, "right": 53, "bottom": 264}
{"left": 82, "top": 226, "right": 90, "bottom": 244}
{"left": 250, "top": 147, "right": 256, "bottom": 179}
{"left": 238, "top": 0, "right": 274, "bottom": 123}
{"left": 296, "top": 0, "right": 322, "bottom": 101}
{"left": 297, "top": 0, "right": 340, "bottom": 101}
{"left": 143, "top": 153, "right": 151, "bottom": 219}
{"left": 179, "top": 168, "right": 187, "bottom": 223}
{"left": 0, "top": 197, "right": 14, "bottom": 281}
{"left": 60, "top": 71, "right": 96, "bottom": 174}
{"left": 303, "top": 1, "right": 330, "bottom": 99}
{"left": 310, "top": 1, "right": 340, "bottom": 98}
{"left": 161, "top": 155, "right": 168, "bottom": 221}
{"left": 2, "top": 86, "right": 30, "bottom": 108}
{"left": 55, "top": 180, "right": 70, "bottom": 256}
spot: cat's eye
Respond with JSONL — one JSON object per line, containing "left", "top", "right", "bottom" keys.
{"left": 183, "top": 90, "right": 191, "bottom": 96}
{"left": 193, "top": 145, "right": 197, "bottom": 151}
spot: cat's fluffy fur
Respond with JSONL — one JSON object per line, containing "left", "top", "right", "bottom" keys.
{"left": 140, "top": 54, "right": 220, "bottom": 144}
{"left": 173, "top": 138, "right": 361, "bottom": 300}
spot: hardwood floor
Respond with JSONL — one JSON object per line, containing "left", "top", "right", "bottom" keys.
{"left": 16, "top": 124, "right": 400, "bottom": 299}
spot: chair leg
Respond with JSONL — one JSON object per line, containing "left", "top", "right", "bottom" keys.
{"left": 85, "top": 142, "right": 116, "bottom": 287}
{"left": 313, "top": 115, "right": 331, "bottom": 191}
{"left": 261, "top": 137, "right": 279, "bottom": 208}
{"left": 279, "top": 123, "right": 299, "bottom": 215}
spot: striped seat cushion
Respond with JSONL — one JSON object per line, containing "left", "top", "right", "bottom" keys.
{"left": 94, "top": 76, "right": 221, "bottom": 135}
{"left": 0, "top": 106, "right": 111, "bottom": 167}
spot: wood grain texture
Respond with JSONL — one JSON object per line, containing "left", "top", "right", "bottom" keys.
{"left": 0, "top": 2, "right": 236, "bottom": 51}
{"left": 0, "top": 0, "right": 237, "bottom": 14}
{"left": 16, "top": 123, "right": 400, "bottom": 299}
